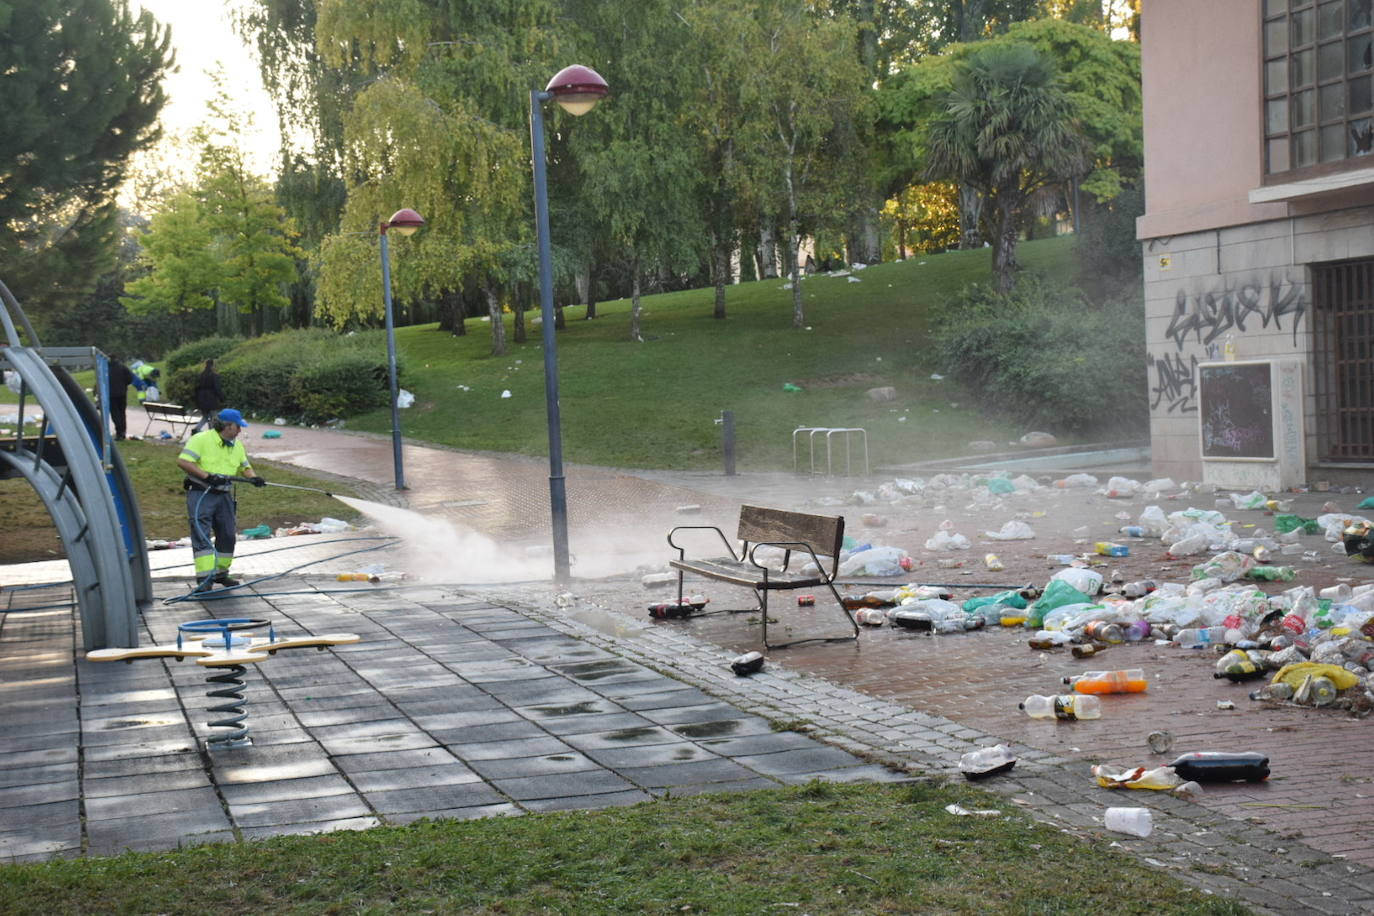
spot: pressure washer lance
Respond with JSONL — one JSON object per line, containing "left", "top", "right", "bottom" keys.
{"left": 229, "top": 476, "right": 335, "bottom": 497}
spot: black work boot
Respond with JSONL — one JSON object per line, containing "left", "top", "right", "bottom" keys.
{"left": 214, "top": 574, "right": 241, "bottom": 588}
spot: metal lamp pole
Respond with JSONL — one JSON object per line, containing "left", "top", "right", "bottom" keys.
{"left": 379, "top": 207, "right": 425, "bottom": 491}
{"left": 530, "top": 65, "right": 608, "bottom": 585}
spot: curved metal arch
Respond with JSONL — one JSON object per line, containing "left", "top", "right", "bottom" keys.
{"left": 1, "top": 278, "right": 149, "bottom": 649}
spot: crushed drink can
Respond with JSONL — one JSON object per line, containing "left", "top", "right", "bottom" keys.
{"left": 730, "top": 651, "right": 764, "bottom": 676}
{"left": 984, "top": 553, "right": 1004, "bottom": 571}
{"left": 797, "top": 594, "right": 816, "bottom": 606}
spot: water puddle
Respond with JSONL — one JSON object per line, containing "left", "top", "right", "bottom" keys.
{"left": 601, "top": 726, "right": 659, "bottom": 742}
{"left": 673, "top": 720, "right": 742, "bottom": 739}
{"left": 528, "top": 701, "right": 602, "bottom": 718}
{"left": 556, "top": 660, "right": 639, "bottom": 681}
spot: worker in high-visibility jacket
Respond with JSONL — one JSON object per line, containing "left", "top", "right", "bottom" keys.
{"left": 175, "top": 408, "right": 266, "bottom": 593}
{"left": 130, "top": 360, "right": 161, "bottom": 402}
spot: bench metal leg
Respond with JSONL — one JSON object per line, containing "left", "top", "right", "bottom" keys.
{"left": 759, "top": 580, "right": 860, "bottom": 650}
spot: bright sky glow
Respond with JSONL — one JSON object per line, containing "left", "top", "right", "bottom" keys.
{"left": 136, "top": 0, "right": 280, "bottom": 175}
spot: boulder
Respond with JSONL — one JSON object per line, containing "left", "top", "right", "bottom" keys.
{"left": 1019, "top": 431, "right": 1058, "bottom": 448}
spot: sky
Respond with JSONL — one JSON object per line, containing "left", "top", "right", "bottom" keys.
{"left": 136, "top": 0, "right": 281, "bottom": 175}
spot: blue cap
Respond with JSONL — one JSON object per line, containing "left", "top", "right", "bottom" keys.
{"left": 218, "top": 408, "right": 249, "bottom": 428}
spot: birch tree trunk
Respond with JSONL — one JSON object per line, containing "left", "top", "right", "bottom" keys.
{"left": 485, "top": 284, "right": 506, "bottom": 356}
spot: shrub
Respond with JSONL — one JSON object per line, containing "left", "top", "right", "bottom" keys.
{"left": 933, "top": 273, "right": 1147, "bottom": 433}
{"left": 164, "top": 336, "right": 242, "bottom": 374}
{"left": 290, "top": 351, "right": 391, "bottom": 422}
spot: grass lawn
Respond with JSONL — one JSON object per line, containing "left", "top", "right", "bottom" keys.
{"left": 345, "top": 237, "right": 1084, "bottom": 471}
{"left": 0, "top": 781, "right": 1246, "bottom": 915}
{"left": 0, "top": 438, "right": 358, "bottom": 564}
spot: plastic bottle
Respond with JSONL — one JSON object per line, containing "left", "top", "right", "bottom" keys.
{"left": 1122, "top": 580, "right": 1157, "bottom": 599}
{"left": 1119, "top": 526, "right": 1147, "bottom": 538}
{"left": 1083, "top": 620, "right": 1125, "bottom": 645}
{"left": 1168, "top": 751, "right": 1269, "bottom": 782}
{"left": 1213, "top": 649, "right": 1265, "bottom": 681}
{"left": 854, "top": 607, "right": 886, "bottom": 626}
{"left": 1019, "top": 694, "right": 1102, "bottom": 720}
{"left": 1027, "top": 630, "right": 1072, "bottom": 649}
{"left": 1063, "top": 668, "right": 1148, "bottom": 694}
{"left": 1095, "top": 542, "right": 1129, "bottom": 557}
{"left": 1176, "top": 626, "right": 1226, "bottom": 648}
{"left": 1123, "top": 619, "right": 1151, "bottom": 641}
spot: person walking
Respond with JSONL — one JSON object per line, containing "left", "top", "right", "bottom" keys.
{"left": 191, "top": 359, "right": 225, "bottom": 433}
{"left": 107, "top": 358, "right": 133, "bottom": 440}
{"left": 175, "top": 408, "right": 266, "bottom": 594}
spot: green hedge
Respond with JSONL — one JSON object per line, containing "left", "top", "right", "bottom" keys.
{"left": 161, "top": 329, "right": 397, "bottom": 423}
{"left": 932, "top": 274, "right": 1147, "bottom": 433}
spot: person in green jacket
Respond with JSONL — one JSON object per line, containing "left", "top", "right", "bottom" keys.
{"left": 175, "top": 408, "right": 266, "bottom": 594}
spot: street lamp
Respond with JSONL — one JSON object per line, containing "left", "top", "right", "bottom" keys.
{"left": 531, "top": 64, "right": 608, "bottom": 584}
{"left": 379, "top": 207, "right": 425, "bottom": 490}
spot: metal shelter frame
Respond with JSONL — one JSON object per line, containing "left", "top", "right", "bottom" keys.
{"left": 0, "top": 278, "right": 150, "bottom": 648}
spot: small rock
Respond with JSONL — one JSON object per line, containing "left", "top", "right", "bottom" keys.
{"left": 1020, "top": 431, "right": 1058, "bottom": 448}
{"left": 867, "top": 386, "right": 897, "bottom": 402}
{"left": 968, "top": 440, "right": 999, "bottom": 453}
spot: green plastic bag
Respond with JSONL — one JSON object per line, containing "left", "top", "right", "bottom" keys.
{"left": 1274, "top": 514, "right": 1320, "bottom": 535}
{"left": 1246, "top": 565, "right": 1296, "bottom": 581}
{"left": 241, "top": 524, "right": 272, "bottom": 539}
{"left": 962, "top": 589, "right": 1029, "bottom": 613}
{"left": 1025, "top": 579, "right": 1092, "bottom": 629}
{"left": 986, "top": 477, "right": 1016, "bottom": 495}
{"left": 1359, "top": 497, "right": 1374, "bottom": 510}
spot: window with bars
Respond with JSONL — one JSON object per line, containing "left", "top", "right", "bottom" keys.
{"left": 1263, "top": 0, "right": 1374, "bottom": 175}
{"left": 1312, "top": 258, "right": 1374, "bottom": 461}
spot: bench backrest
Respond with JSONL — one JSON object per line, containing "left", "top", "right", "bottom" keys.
{"left": 737, "top": 504, "right": 844, "bottom": 569}
{"left": 142, "top": 401, "right": 188, "bottom": 415}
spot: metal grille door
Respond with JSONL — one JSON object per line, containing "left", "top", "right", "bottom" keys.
{"left": 1313, "top": 259, "right": 1374, "bottom": 461}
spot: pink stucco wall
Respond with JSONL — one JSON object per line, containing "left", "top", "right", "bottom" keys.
{"left": 1137, "top": 0, "right": 1290, "bottom": 239}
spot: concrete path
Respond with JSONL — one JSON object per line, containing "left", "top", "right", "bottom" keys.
{"left": 3, "top": 419, "right": 1374, "bottom": 914}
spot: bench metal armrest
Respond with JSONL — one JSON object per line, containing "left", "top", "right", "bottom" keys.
{"left": 747, "top": 540, "right": 831, "bottom": 581}
{"left": 667, "top": 525, "right": 739, "bottom": 563}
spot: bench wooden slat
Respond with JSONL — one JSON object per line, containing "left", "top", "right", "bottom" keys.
{"left": 670, "top": 558, "right": 824, "bottom": 590}
{"left": 737, "top": 504, "right": 844, "bottom": 563}
{"left": 141, "top": 401, "right": 196, "bottom": 437}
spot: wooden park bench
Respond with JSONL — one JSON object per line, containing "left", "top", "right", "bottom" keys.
{"left": 141, "top": 401, "right": 197, "bottom": 438}
{"left": 668, "top": 504, "right": 858, "bottom": 649}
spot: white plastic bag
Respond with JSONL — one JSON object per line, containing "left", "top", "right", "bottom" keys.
{"left": 1229, "top": 490, "right": 1268, "bottom": 510}
{"left": 985, "top": 520, "right": 1035, "bottom": 540}
{"left": 396, "top": 388, "right": 415, "bottom": 408}
{"left": 838, "top": 545, "right": 909, "bottom": 577}
{"left": 1051, "top": 567, "right": 1104, "bottom": 595}
{"left": 924, "top": 530, "right": 971, "bottom": 551}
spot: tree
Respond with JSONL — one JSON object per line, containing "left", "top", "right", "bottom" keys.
{"left": 0, "top": 0, "right": 172, "bottom": 331}
{"left": 120, "top": 192, "right": 220, "bottom": 316}
{"left": 922, "top": 41, "right": 1091, "bottom": 294}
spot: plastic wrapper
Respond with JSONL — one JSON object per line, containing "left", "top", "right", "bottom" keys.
{"left": 1190, "top": 551, "right": 1256, "bottom": 583}
{"left": 1092, "top": 764, "right": 1184, "bottom": 790}
{"left": 1051, "top": 566, "right": 1104, "bottom": 596}
{"left": 924, "top": 530, "right": 971, "bottom": 551}
{"left": 837, "top": 545, "right": 910, "bottom": 577}
{"left": 1229, "top": 490, "right": 1268, "bottom": 510}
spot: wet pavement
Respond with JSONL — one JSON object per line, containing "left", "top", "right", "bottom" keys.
{"left": 3, "top": 419, "right": 1374, "bottom": 914}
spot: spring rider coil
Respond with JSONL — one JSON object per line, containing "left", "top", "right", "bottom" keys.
{"left": 178, "top": 618, "right": 272, "bottom": 750}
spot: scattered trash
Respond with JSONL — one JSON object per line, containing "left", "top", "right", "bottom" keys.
{"left": 1063, "top": 668, "right": 1148, "bottom": 694}
{"left": 1020, "top": 694, "right": 1101, "bottom": 720}
{"left": 648, "top": 596, "right": 708, "bottom": 619}
{"left": 797, "top": 594, "right": 816, "bottom": 606}
{"left": 959, "top": 744, "right": 1017, "bottom": 780}
{"left": 500, "top": 390, "right": 512, "bottom": 398}
{"left": 241, "top": 525, "right": 272, "bottom": 539}
{"left": 782, "top": 383, "right": 802, "bottom": 392}
{"left": 1168, "top": 751, "right": 1269, "bottom": 782}
{"left": 731, "top": 651, "right": 765, "bottom": 676}
{"left": 1147, "top": 731, "right": 1173, "bottom": 754}
{"left": 986, "top": 520, "right": 1035, "bottom": 540}
{"left": 1104, "top": 807, "right": 1153, "bottom": 838}
{"left": 1092, "top": 764, "right": 1183, "bottom": 791}
{"left": 944, "top": 803, "right": 1002, "bottom": 817}
{"left": 262, "top": 429, "right": 282, "bottom": 439}
{"left": 396, "top": 389, "right": 415, "bottom": 408}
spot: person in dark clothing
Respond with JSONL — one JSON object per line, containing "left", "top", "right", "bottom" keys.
{"left": 191, "top": 359, "right": 226, "bottom": 433}
{"left": 107, "top": 358, "right": 133, "bottom": 440}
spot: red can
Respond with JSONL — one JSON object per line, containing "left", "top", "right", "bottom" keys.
{"left": 797, "top": 594, "right": 816, "bottom": 606}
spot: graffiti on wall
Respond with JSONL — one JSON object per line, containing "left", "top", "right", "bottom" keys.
{"left": 1164, "top": 272, "right": 1307, "bottom": 351}
{"left": 1148, "top": 272, "right": 1308, "bottom": 414}
{"left": 1148, "top": 351, "right": 1198, "bottom": 414}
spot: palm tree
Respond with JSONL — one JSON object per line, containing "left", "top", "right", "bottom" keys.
{"left": 923, "top": 42, "right": 1091, "bottom": 294}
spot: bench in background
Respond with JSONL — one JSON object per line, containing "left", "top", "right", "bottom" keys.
{"left": 141, "top": 401, "right": 196, "bottom": 438}
{"left": 668, "top": 504, "right": 858, "bottom": 649}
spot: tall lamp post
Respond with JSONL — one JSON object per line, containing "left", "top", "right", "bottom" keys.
{"left": 531, "top": 65, "right": 608, "bottom": 584}
{"left": 379, "top": 207, "right": 425, "bottom": 490}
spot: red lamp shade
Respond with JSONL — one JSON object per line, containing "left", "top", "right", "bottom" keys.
{"left": 386, "top": 208, "right": 425, "bottom": 236}
{"left": 545, "top": 65, "right": 608, "bottom": 116}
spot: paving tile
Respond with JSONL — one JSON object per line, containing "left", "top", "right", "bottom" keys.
{"left": 211, "top": 744, "right": 336, "bottom": 784}
{"left": 0, "top": 761, "right": 77, "bottom": 789}
{"left": 364, "top": 782, "right": 507, "bottom": 814}
{"left": 465, "top": 752, "right": 602, "bottom": 780}
{"left": 220, "top": 774, "right": 356, "bottom": 806}
{"left": 615, "top": 757, "right": 769, "bottom": 789}
{"left": 583, "top": 742, "right": 719, "bottom": 770}
{"left": 696, "top": 731, "right": 825, "bottom": 757}
{"left": 84, "top": 769, "right": 213, "bottom": 799}
{"left": 237, "top": 816, "right": 381, "bottom": 840}
{"left": 448, "top": 736, "right": 575, "bottom": 761}
{"left": 85, "top": 786, "right": 223, "bottom": 822}
{"left": 230, "top": 793, "right": 373, "bottom": 829}
{"left": 86, "top": 809, "right": 231, "bottom": 854}
{"left": 732, "top": 747, "right": 873, "bottom": 777}
{"left": 427, "top": 719, "right": 550, "bottom": 745}
{"left": 490, "top": 769, "right": 638, "bottom": 801}
{"left": 346, "top": 765, "right": 481, "bottom": 793}
{"left": 330, "top": 746, "right": 465, "bottom": 773}
{"left": 519, "top": 789, "right": 652, "bottom": 812}
{"left": 561, "top": 725, "right": 682, "bottom": 751}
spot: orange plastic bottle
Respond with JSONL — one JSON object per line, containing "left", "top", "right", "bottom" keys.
{"left": 1062, "top": 668, "right": 1148, "bottom": 695}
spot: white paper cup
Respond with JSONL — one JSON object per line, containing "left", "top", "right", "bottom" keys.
{"left": 1104, "top": 807, "right": 1153, "bottom": 838}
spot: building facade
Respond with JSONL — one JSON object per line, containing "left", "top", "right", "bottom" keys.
{"left": 1139, "top": 0, "right": 1374, "bottom": 484}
